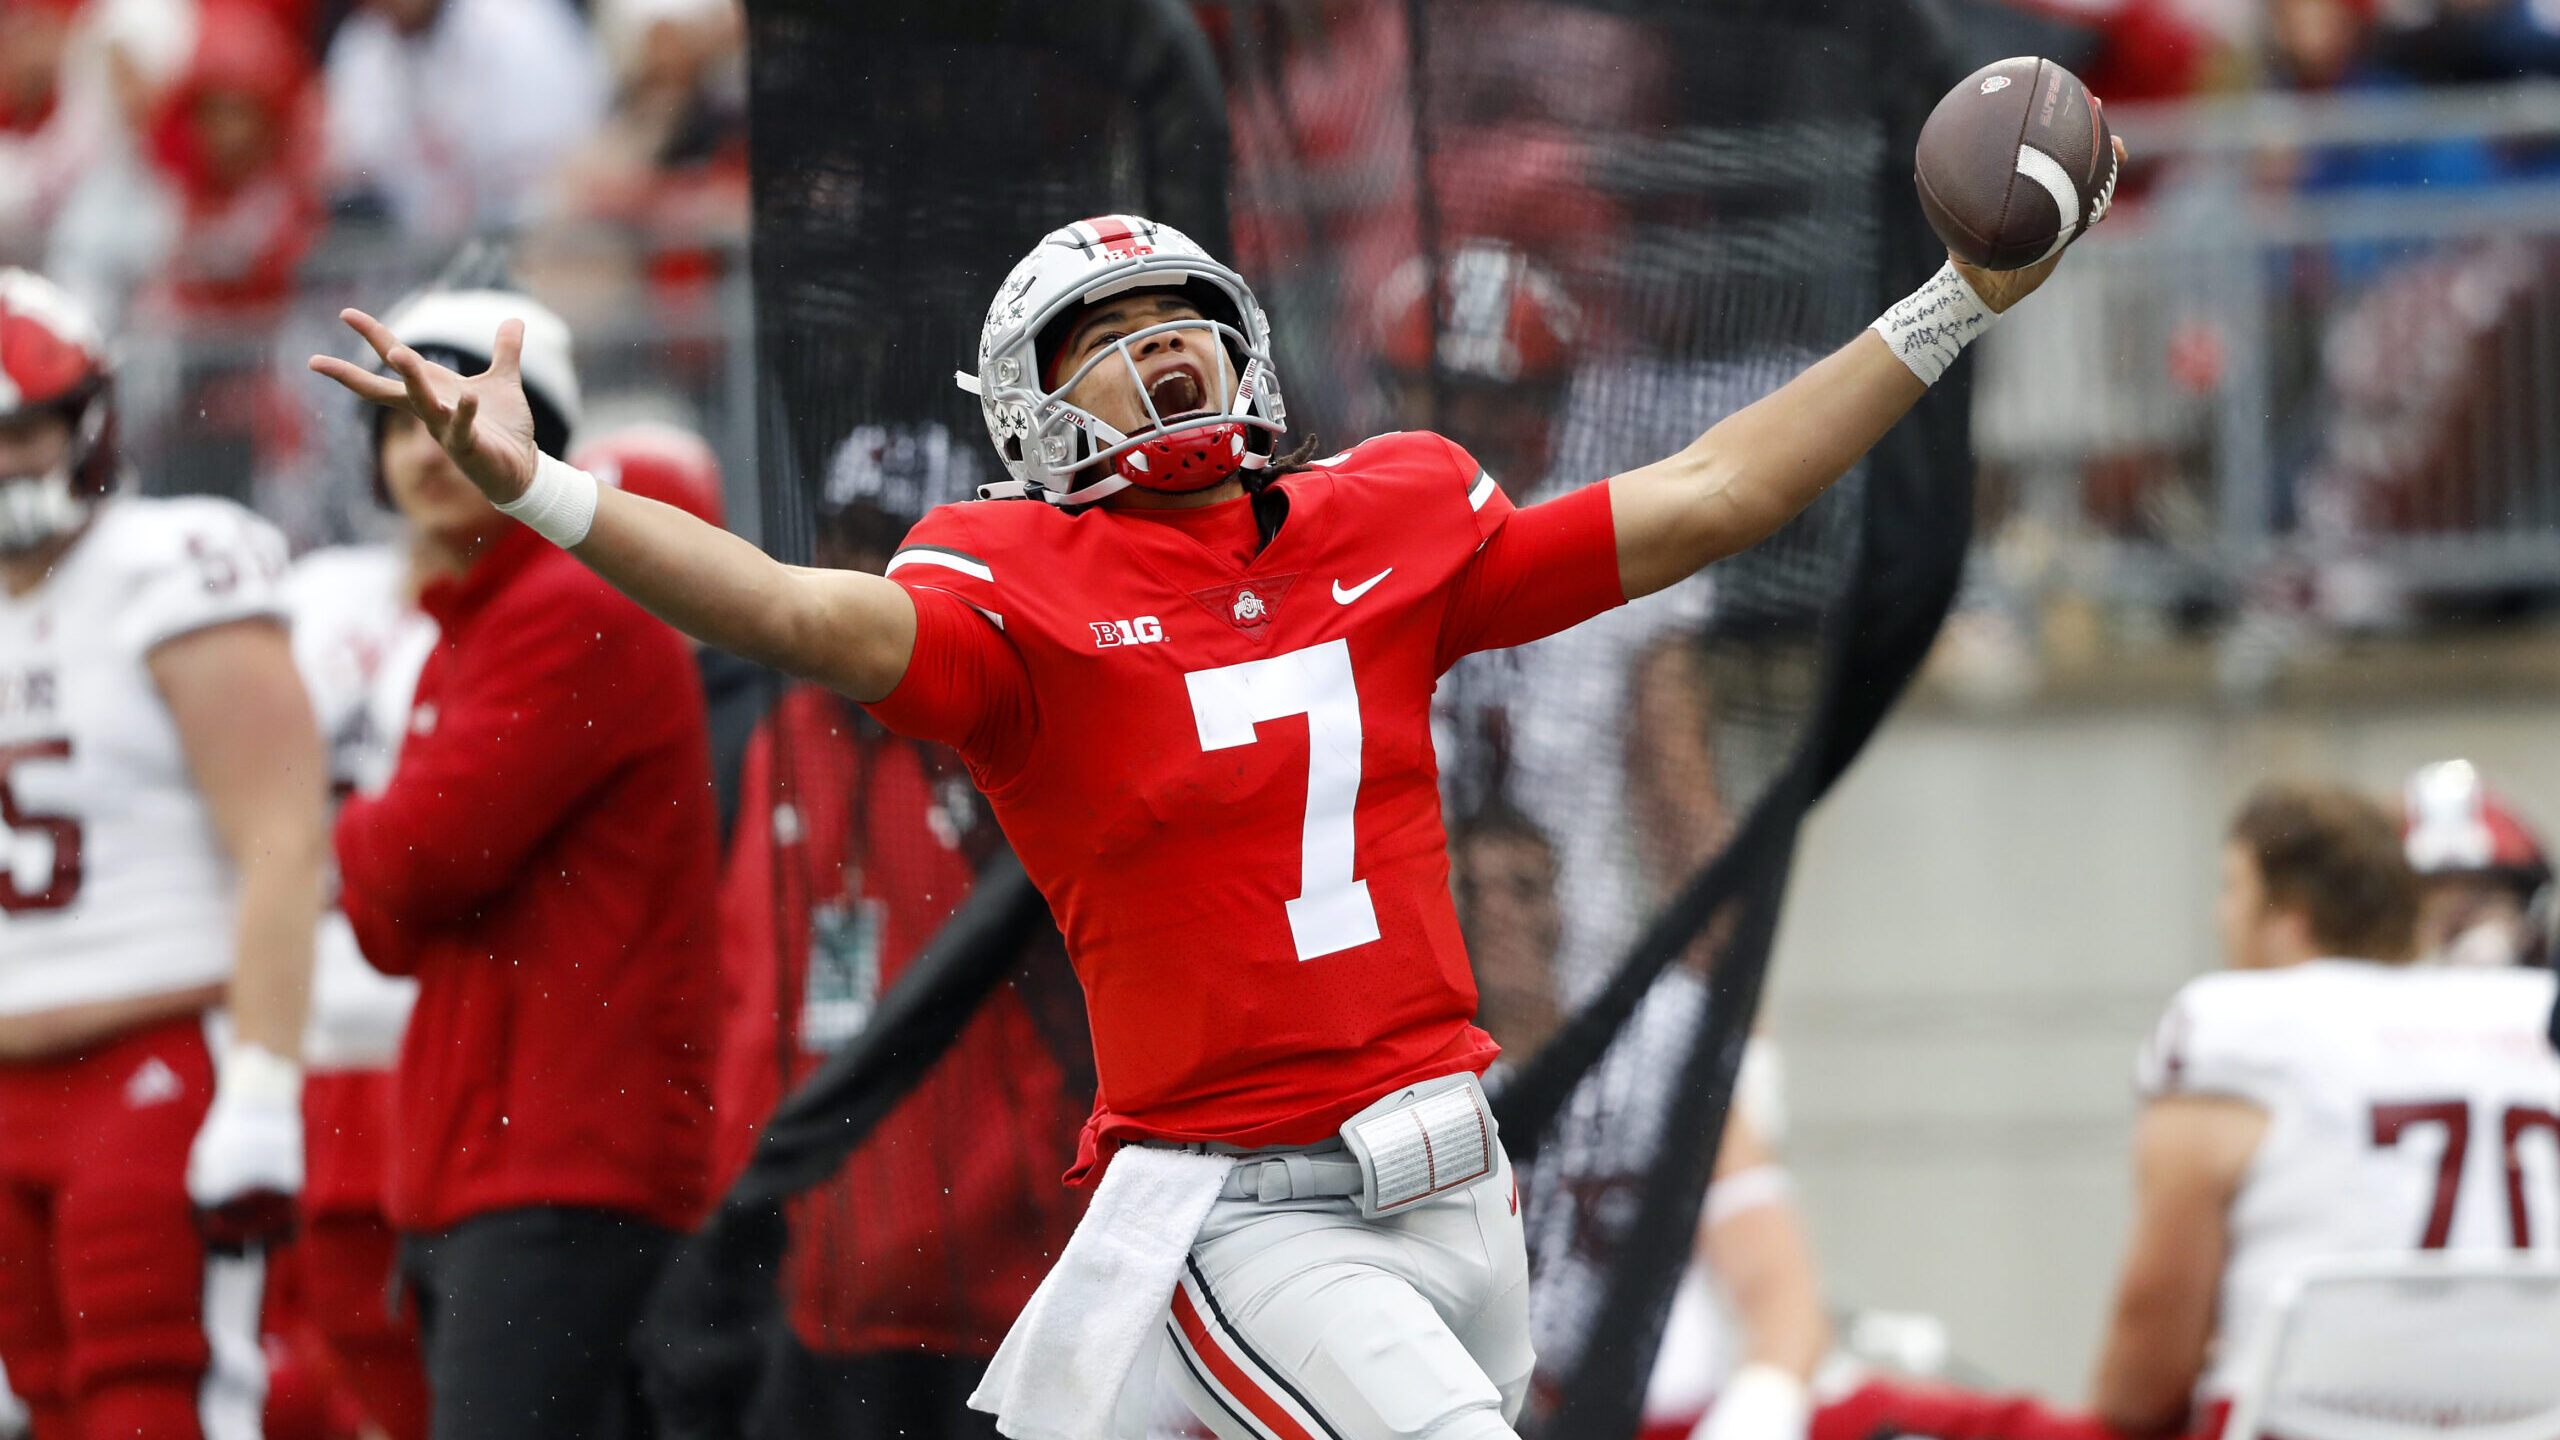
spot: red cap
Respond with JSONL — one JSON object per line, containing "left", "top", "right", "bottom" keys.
{"left": 571, "top": 423, "right": 726, "bottom": 530}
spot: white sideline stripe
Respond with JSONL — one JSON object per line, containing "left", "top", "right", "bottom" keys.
{"left": 886, "top": 548, "right": 995, "bottom": 583}
{"left": 2014, "top": 145, "right": 2084, "bottom": 264}
{"left": 198, "top": 1251, "right": 266, "bottom": 1440}
{"left": 1467, "top": 471, "right": 1498, "bottom": 511}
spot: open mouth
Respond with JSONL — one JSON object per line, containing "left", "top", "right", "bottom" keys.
{"left": 1146, "top": 365, "right": 1208, "bottom": 422}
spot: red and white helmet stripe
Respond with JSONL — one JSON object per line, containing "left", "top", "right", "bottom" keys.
{"left": 0, "top": 269, "right": 116, "bottom": 552}
{"left": 2404, "top": 760, "right": 2551, "bottom": 880}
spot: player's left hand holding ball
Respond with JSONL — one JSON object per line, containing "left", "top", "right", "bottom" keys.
{"left": 187, "top": 1044, "right": 305, "bottom": 1253}
{"left": 1917, "top": 56, "right": 2128, "bottom": 314}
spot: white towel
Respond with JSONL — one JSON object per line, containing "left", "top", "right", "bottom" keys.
{"left": 970, "top": 1145, "right": 1236, "bottom": 1440}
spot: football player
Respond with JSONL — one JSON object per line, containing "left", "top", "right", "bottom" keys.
{"left": 280, "top": 513, "right": 439, "bottom": 1440}
{"left": 312, "top": 200, "right": 2094, "bottom": 1440}
{"left": 1811, "top": 781, "right": 2560, "bottom": 1440}
{"left": 0, "top": 268, "right": 329, "bottom": 1438}
{"left": 2401, "top": 759, "right": 2551, "bottom": 970}
{"left": 2097, "top": 782, "right": 2559, "bottom": 1434}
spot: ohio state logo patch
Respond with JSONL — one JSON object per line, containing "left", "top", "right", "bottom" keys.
{"left": 1190, "top": 574, "right": 1298, "bottom": 635}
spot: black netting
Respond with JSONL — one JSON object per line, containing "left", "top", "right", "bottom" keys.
{"left": 655, "top": 2, "right": 1973, "bottom": 1436}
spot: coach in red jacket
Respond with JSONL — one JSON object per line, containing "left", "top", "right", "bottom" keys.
{"left": 332, "top": 285, "right": 719, "bottom": 1440}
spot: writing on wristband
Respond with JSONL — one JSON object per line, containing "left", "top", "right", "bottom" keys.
{"left": 495, "top": 453, "right": 600, "bottom": 548}
{"left": 1869, "top": 261, "right": 1999, "bottom": 387}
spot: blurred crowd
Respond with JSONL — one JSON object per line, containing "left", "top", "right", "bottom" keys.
{"left": 1939, "top": 1, "right": 2560, "bottom": 697}
{"left": 0, "top": 0, "right": 744, "bottom": 328}
{"left": 1965, "top": 0, "right": 2560, "bottom": 102}
{"left": 0, "top": 0, "right": 747, "bottom": 548}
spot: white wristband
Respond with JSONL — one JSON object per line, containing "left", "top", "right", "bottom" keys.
{"left": 1869, "top": 261, "right": 1999, "bottom": 386}
{"left": 495, "top": 453, "right": 600, "bottom": 548}
{"left": 217, "top": 1042, "right": 304, "bottom": 1107}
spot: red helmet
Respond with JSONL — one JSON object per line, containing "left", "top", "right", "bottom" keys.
{"left": 2403, "top": 760, "right": 2551, "bottom": 889}
{"left": 0, "top": 269, "right": 115, "bottom": 552}
{"left": 570, "top": 423, "right": 724, "bottom": 530}
{"left": 1372, "top": 240, "right": 1579, "bottom": 386}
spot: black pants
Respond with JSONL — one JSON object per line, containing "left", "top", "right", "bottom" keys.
{"left": 752, "top": 1339, "right": 999, "bottom": 1440}
{"left": 400, "top": 1206, "right": 680, "bottom": 1440}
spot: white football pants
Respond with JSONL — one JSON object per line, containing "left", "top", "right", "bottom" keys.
{"left": 1135, "top": 1144, "right": 1533, "bottom": 1440}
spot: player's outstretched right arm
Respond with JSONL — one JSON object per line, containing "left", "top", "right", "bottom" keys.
{"left": 309, "top": 311, "right": 918, "bottom": 700}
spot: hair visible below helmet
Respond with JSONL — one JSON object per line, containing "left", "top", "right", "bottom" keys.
{"left": 959, "top": 215, "right": 1287, "bottom": 508}
{"left": 2231, "top": 780, "right": 2421, "bottom": 963}
{"left": 370, "top": 287, "right": 581, "bottom": 503}
{"left": 2403, "top": 759, "right": 2553, "bottom": 891}
{"left": 1371, "top": 240, "right": 1580, "bottom": 388}
{"left": 0, "top": 269, "right": 116, "bottom": 554}
{"left": 571, "top": 423, "right": 724, "bottom": 530}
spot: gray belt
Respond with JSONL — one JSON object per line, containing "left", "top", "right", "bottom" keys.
{"left": 1138, "top": 1137, "right": 1367, "bottom": 1203}
{"left": 1219, "top": 1150, "right": 1366, "bottom": 1203}
{"left": 1145, "top": 1072, "right": 1499, "bottom": 1211}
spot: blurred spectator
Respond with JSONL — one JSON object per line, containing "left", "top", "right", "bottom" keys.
{"left": 553, "top": 0, "right": 744, "bottom": 244}
{"left": 282, "top": 535, "right": 436, "bottom": 1440}
{"left": 18, "top": 0, "right": 197, "bottom": 320}
{"left": 1449, "top": 802, "right": 1566, "bottom": 1066}
{"left": 137, "top": 0, "right": 321, "bottom": 322}
{"left": 323, "top": 0, "right": 608, "bottom": 241}
{"left": 1945, "top": 0, "right": 2227, "bottom": 99}
{"left": 709, "top": 422, "right": 1085, "bottom": 1440}
{"left": 571, "top": 422, "right": 769, "bottom": 850}
{"left": 331, "top": 285, "right": 717, "bottom": 1440}
{"left": 1448, "top": 804, "right": 1828, "bottom": 1440}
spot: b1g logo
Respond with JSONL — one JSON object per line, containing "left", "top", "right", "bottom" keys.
{"left": 1091, "top": 616, "right": 1165, "bottom": 648}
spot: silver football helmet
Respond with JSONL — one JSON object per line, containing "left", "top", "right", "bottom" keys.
{"left": 958, "top": 215, "right": 1287, "bottom": 507}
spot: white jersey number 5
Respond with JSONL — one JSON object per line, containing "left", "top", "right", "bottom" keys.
{"left": 1185, "top": 638, "right": 1381, "bottom": 960}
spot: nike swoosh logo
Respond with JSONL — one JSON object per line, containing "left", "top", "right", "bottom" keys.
{"left": 1332, "top": 568, "right": 1392, "bottom": 604}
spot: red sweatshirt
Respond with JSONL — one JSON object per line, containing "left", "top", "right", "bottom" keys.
{"left": 336, "top": 525, "right": 718, "bottom": 1235}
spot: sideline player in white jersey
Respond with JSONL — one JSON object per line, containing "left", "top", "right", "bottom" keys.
{"left": 282, "top": 537, "right": 435, "bottom": 1440}
{"left": 0, "top": 268, "right": 328, "bottom": 1438}
{"left": 1813, "top": 781, "right": 2560, "bottom": 1440}
{"left": 2099, "top": 780, "right": 2560, "bottom": 1434}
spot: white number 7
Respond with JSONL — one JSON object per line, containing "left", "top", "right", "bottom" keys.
{"left": 1185, "top": 638, "right": 1381, "bottom": 960}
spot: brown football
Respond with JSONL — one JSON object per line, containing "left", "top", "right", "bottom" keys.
{"left": 1916, "top": 56, "right": 2117, "bottom": 271}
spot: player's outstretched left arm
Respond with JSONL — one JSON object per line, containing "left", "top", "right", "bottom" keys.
{"left": 1607, "top": 140, "right": 2122, "bottom": 600}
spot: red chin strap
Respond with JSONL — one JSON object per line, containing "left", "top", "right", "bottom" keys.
{"left": 1112, "top": 420, "right": 1249, "bottom": 493}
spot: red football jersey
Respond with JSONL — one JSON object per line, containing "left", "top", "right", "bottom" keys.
{"left": 869, "top": 431, "right": 1621, "bottom": 1176}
